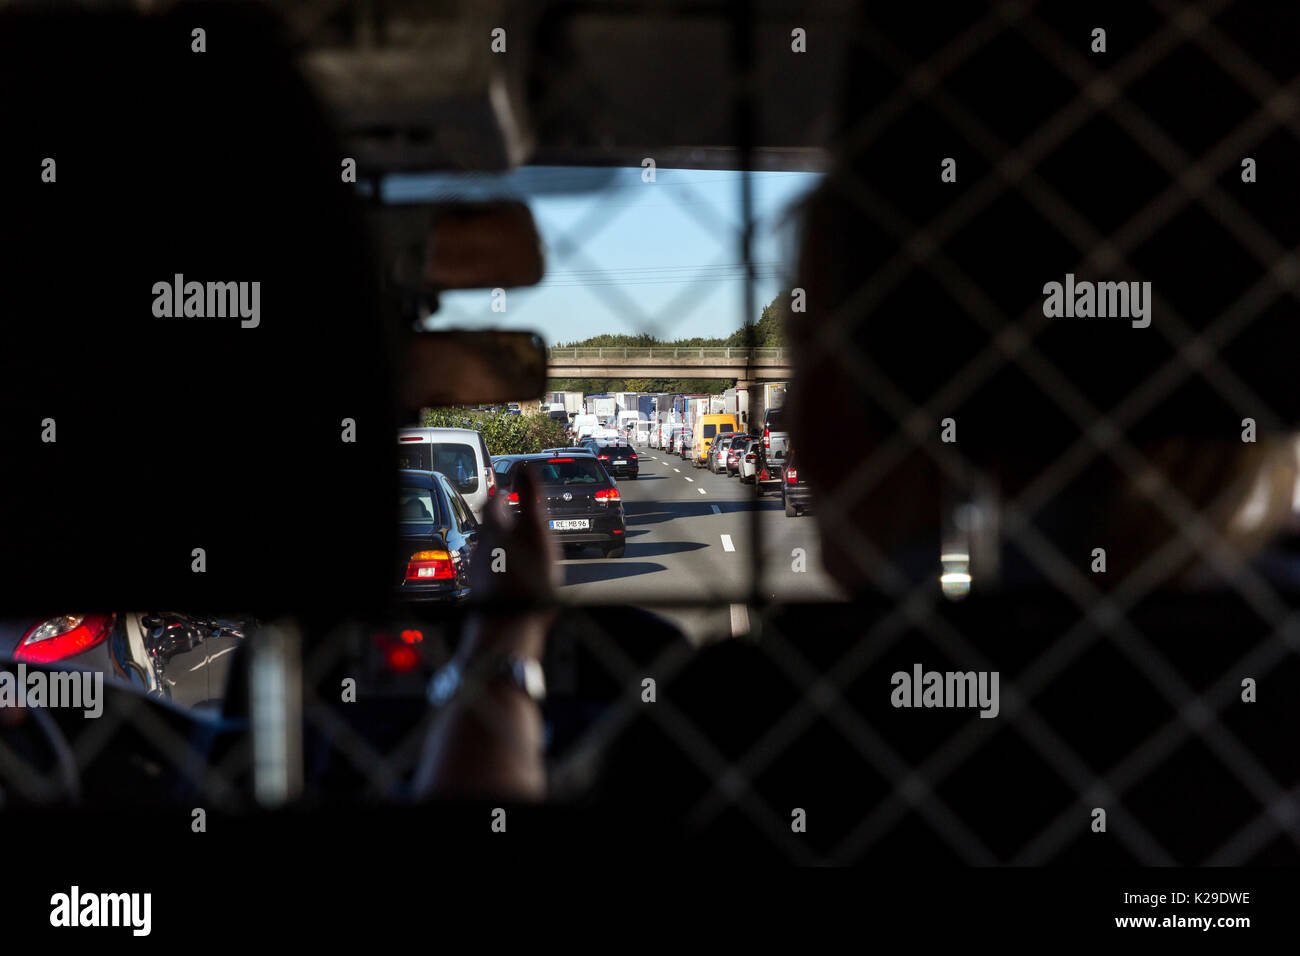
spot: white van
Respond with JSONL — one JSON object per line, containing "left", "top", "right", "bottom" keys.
{"left": 397, "top": 426, "right": 495, "bottom": 522}
{"left": 633, "top": 420, "right": 651, "bottom": 445}
{"left": 572, "top": 413, "right": 599, "bottom": 441}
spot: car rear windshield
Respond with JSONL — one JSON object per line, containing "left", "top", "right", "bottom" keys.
{"left": 397, "top": 441, "right": 478, "bottom": 494}
{"left": 398, "top": 487, "right": 441, "bottom": 525}
{"left": 524, "top": 458, "right": 608, "bottom": 485}
{"left": 601, "top": 445, "right": 634, "bottom": 456}
{"left": 765, "top": 407, "right": 784, "bottom": 429}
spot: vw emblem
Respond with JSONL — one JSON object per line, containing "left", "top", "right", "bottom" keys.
{"left": 562, "top": 492, "right": 573, "bottom": 501}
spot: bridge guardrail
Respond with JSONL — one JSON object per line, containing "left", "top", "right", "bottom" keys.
{"left": 548, "top": 346, "right": 789, "bottom": 360}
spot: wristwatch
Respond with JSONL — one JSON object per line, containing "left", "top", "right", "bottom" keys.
{"left": 428, "top": 654, "right": 547, "bottom": 708}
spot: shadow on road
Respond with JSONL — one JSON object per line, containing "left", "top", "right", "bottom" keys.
{"left": 623, "top": 506, "right": 713, "bottom": 525}
{"left": 626, "top": 540, "right": 708, "bottom": 557}
{"left": 560, "top": 560, "right": 667, "bottom": 585}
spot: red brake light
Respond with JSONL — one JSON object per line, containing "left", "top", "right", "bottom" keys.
{"left": 405, "top": 550, "right": 455, "bottom": 581}
{"left": 548, "top": 458, "right": 575, "bottom": 462}
{"left": 386, "top": 645, "right": 420, "bottom": 673}
{"left": 759, "top": 468, "right": 770, "bottom": 479}
{"left": 399, "top": 436, "right": 422, "bottom": 442}
{"left": 15, "top": 614, "right": 113, "bottom": 664}
{"left": 507, "top": 491, "right": 520, "bottom": 503}
{"left": 595, "top": 487, "right": 621, "bottom": 502}
{"left": 786, "top": 468, "right": 798, "bottom": 484}
{"left": 598, "top": 455, "right": 610, "bottom": 460}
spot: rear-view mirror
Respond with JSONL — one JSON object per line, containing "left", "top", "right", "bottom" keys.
{"left": 371, "top": 199, "right": 544, "bottom": 295}
{"left": 402, "top": 329, "right": 547, "bottom": 408}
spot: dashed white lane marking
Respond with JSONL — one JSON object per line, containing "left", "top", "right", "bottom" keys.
{"left": 720, "top": 534, "right": 735, "bottom": 552}
{"left": 729, "top": 603, "right": 751, "bottom": 637}
{"left": 684, "top": 477, "right": 693, "bottom": 482}
{"left": 697, "top": 488, "right": 707, "bottom": 494}
{"left": 710, "top": 504, "right": 721, "bottom": 514}
{"left": 673, "top": 468, "right": 680, "bottom": 473}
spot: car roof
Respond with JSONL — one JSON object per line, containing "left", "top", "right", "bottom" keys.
{"left": 397, "top": 426, "right": 482, "bottom": 442}
{"left": 499, "top": 452, "right": 599, "bottom": 461}
{"left": 398, "top": 469, "right": 444, "bottom": 488}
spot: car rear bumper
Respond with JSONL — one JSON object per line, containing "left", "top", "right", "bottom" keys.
{"left": 545, "top": 511, "right": 625, "bottom": 543}
{"left": 398, "top": 580, "right": 470, "bottom": 603}
{"left": 783, "top": 485, "right": 812, "bottom": 507}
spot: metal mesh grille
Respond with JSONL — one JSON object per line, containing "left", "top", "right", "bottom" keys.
{"left": 2, "top": 0, "right": 1298, "bottom": 867}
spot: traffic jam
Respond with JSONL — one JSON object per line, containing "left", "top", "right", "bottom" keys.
{"left": 393, "top": 387, "right": 821, "bottom": 619}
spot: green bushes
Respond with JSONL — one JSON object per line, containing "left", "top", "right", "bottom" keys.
{"left": 421, "top": 407, "right": 568, "bottom": 456}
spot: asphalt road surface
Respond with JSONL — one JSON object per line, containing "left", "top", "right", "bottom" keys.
{"left": 556, "top": 446, "right": 845, "bottom": 644}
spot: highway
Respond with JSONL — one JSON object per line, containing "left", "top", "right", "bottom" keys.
{"left": 555, "top": 445, "right": 845, "bottom": 644}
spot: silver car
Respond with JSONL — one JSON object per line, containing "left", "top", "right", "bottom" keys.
{"left": 397, "top": 426, "right": 496, "bottom": 522}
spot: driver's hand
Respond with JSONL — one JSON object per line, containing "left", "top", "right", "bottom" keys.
{"left": 462, "top": 467, "right": 558, "bottom": 660}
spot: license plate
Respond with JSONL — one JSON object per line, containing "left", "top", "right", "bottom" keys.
{"left": 549, "top": 519, "right": 590, "bottom": 531}
{"left": 614, "top": 459, "right": 627, "bottom": 465}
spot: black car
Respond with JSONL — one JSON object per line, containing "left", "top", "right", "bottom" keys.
{"left": 753, "top": 443, "right": 784, "bottom": 496}
{"left": 396, "top": 469, "right": 480, "bottom": 602}
{"left": 495, "top": 454, "right": 627, "bottom": 557}
{"left": 781, "top": 448, "right": 811, "bottom": 517}
{"left": 590, "top": 441, "right": 639, "bottom": 479}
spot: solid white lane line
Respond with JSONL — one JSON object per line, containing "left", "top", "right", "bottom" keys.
{"left": 720, "top": 534, "right": 735, "bottom": 552}
{"left": 710, "top": 504, "right": 721, "bottom": 514}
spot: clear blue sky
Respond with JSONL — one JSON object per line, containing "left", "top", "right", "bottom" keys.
{"left": 383, "top": 166, "right": 821, "bottom": 344}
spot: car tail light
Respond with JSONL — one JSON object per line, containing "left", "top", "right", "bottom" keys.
{"left": 15, "top": 613, "right": 113, "bottom": 664}
{"left": 746, "top": 453, "right": 755, "bottom": 461}
{"left": 598, "top": 454, "right": 610, "bottom": 460}
{"left": 763, "top": 427, "right": 770, "bottom": 449}
{"left": 405, "top": 549, "right": 455, "bottom": 580}
{"left": 507, "top": 491, "right": 520, "bottom": 503}
{"left": 594, "top": 487, "right": 621, "bottom": 502}
{"left": 759, "top": 468, "right": 770, "bottom": 479}
{"left": 786, "top": 468, "right": 798, "bottom": 484}
{"left": 630, "top": 453, "right": 637, "bottom": 459}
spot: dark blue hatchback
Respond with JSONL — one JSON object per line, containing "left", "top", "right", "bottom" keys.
{"left": 397, "top": 469, "right": 481, "bottom": 602}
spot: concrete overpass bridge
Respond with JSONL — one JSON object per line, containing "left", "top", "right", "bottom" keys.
{"left": 546, "top": 346, "right": 793, "bottom": 385}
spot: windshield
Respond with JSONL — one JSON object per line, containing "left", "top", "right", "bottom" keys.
{"left": 523, "top": 459, "right": 607, "bottom": 485}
